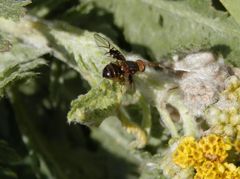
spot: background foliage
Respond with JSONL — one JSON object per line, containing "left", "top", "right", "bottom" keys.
{"left": 0, "top": 0, "right": 240, "bottom": 179}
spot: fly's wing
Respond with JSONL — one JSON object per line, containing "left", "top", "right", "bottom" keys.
{"left": 94, "top": 33, "right": 126, "bottom": 61}
{"left": 94, "top": 33, "right": 111, "bottom": 50}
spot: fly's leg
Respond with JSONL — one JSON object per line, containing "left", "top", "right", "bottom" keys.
{"left": 128, "top": 75, "right": 133, "bottom": 84}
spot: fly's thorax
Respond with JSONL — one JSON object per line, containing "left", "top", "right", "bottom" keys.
{"left": 110, "top": 48, "right": 126, "bottom": 61}
{"left": 124, "top": 61, "right": 139, "bottom": 75}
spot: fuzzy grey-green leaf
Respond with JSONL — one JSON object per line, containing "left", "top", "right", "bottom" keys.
{"left": 46, "top": 26, "right": 106, "bottom": 86}
{"left": 68, "top": 80, "right": 124, "bottom": 126}
{"left": 84, "top": 0, "right": 240, "bottom": 66}
{"left": 0, "top": 0, "right": 31, "bottom": 21}
{"left": 0, "top": 33, "right": 48, "bottom": 98}
{"left": 0, "top": 17, "right": 127, "bottom": 127}
{"left": 220, "top": 0, "right": 240, "bottom": 26}
{"left": 0, "top": 58, "right": 46, "bottom": 97}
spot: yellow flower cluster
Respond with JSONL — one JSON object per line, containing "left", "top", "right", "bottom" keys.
{"left": 223, "top": 76, "right": 240, "bottom": 101}
{"left": 206, "top": 76, "right": 240, "bottom": 140}
{"left": 198, "top": 134, "right": 231, "bottom": 162}
{"left": 173, "top": 134, "right": 240, "bottom": 179}
{"left": 172, "top": 136, "right": 202, "bottom": 168}
{"left": 195, "top": 162, "right": 240, "bottom": 179}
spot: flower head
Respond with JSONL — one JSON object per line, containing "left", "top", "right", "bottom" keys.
{"left": 198, "top": 134, "right": 231, "bottom": 163}
{"left": 222, "top": 163, "right": 240, "bottom": 179}
{"left": 194, "top": 161, "right": 224, "bottom": 179}
{"left": 206, "top": 76, "right": 240, "bottom": 140}
{"left": 173, "top": 136, "right": 203, "bottom": 168}
{"left": 172, "top": 134, "right": 239, "bottom": 179}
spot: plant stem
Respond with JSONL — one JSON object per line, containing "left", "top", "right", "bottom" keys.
{"left": 167, "top": 90, "right": 199, "bottom": 137}
{"left": 156, "top": 106, "right": 179, "bottom": 138}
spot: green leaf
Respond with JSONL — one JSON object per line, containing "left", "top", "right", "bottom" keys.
{"left": 0, "top": 35, "right": 49, "bottom": 97}
{"left": 5, "top": 17, "right": 115, "bottom": 86}
{"left": 60, "top": 1, "right": 120, "bottom": 40}
{"left": 68, "top": 80, "right": 124, "bottom": 126}
{"left": 91, "top": 118, "right": 141, "bottom": 170}
{"left": 220, "top": 0, "right": 240, "bottom": 26}
{"left": 0, "top": 0, "right": 31, "bottom": 21}
{"left": 0, "top": 18, "right": 51, "bottom": 98}
{"left": 9, "top": 83, "right": 137, "bottom": 179}
{"left": 0, "top": 18, "right": 50, "bottom": 54}
{"left": 0, "top": 17, "right": 127, "bottom": 127}
{"left": 42, "top": 24, "right": 107, "bottom": 86}
{"left": 30, "top": 20, "right": 129, "bottom": 126}
{"left": 85, "top": 0, "right": 240, "bottom": 66}
{"left": 0, "top": 58, "right": 46, "bottom": 98}
{"left": 31, "top": 21, "right": 128, "bottom": 126}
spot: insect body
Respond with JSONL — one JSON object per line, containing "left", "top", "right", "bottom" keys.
{"left": 102, "top": 60, "right": 145, "bottom": 84}
{"left": 94, "top": 33, "right": 146, "bottom": 84}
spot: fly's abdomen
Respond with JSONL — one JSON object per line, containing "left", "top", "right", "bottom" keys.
{"left": 102, "top": 63, "right": 122, "bottom": 79}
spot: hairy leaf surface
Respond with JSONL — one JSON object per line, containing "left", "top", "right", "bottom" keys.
{"left": 221, "top": 0, "right": 240, "bottom": 25}
{"left": 0, "top": 35, "right": 48, "bottom": 97}
{"left": 84, "top": 0, "right": 240, "bottom": 66}
{"left": 0, "top": 0, "right": 31, "bottom": 21}
{"left": 68, "top": 81, "right": 124, "bottom": 126}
